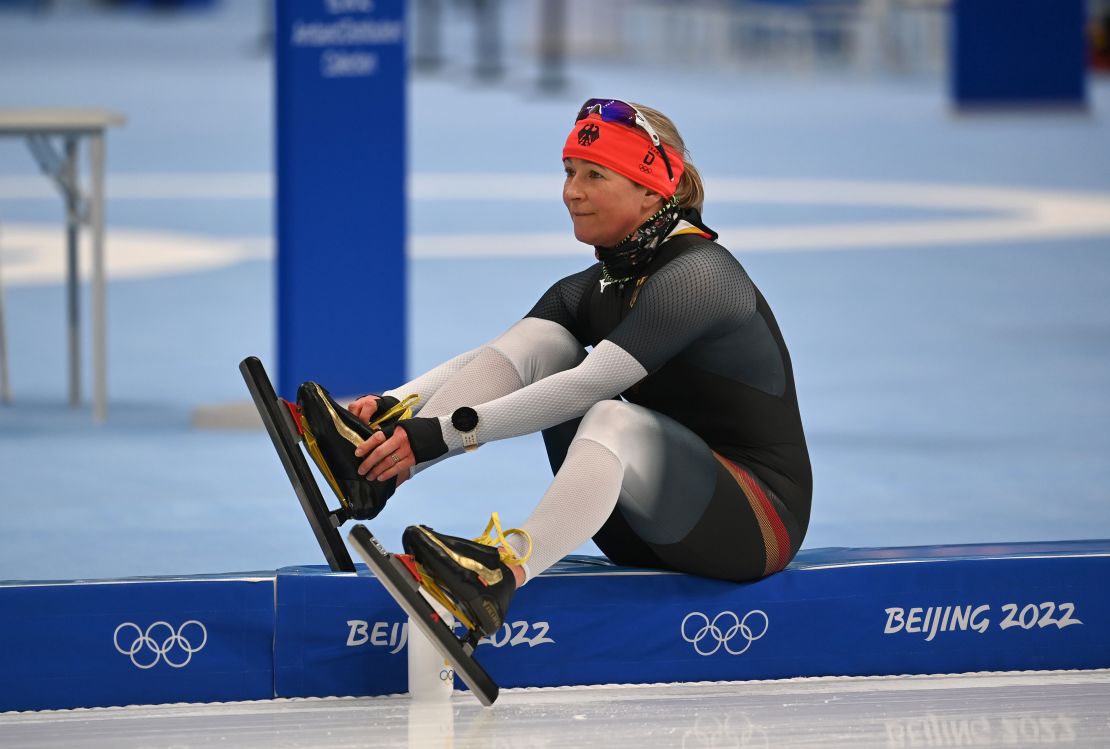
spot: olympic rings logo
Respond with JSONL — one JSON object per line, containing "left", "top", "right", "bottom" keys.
{"left": 680, "top": 610, "right": 769, "bottom": 656}
{"left": 113, "top": 621, "right": 208, "bottom": 669}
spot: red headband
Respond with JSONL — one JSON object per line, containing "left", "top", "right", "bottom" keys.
{"left": 562, "top": 113, "right": 684, "bottom": 199}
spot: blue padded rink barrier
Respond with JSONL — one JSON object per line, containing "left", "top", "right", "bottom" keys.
{"left": 2, "top": 2, "right": 1110, "bottom": 746}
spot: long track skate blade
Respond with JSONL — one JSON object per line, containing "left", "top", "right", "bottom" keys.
{"left": 239, "top": 355, "right": 355, "bottom": 572}
{"left": 348, "top": 524, "right": 499, "bottom": 707}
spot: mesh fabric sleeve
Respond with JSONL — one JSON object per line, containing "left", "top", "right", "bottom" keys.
{"left": 606, "top": 244, "right": 757, "bottom": 373}
{"left": 381, "top": 346, "right": 486, "bottom": 412}
{"left": 435, "top": 340, "right": 647, "bottom": 453}
{"left": 525, "top": 264, "right": 600, "bottom": 344}
{"left": 384, "top": 270, "right": 595, "bottom": 412}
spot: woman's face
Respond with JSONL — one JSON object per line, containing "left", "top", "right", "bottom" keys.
{"left": 563, "top": 157, "right": 662, "bottom": 247}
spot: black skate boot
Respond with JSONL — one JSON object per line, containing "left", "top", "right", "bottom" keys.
{"left": 402, "top": 513, "right": 531, "bottom": 637}
{"left": 293, "top": 382, "right": 416, "bottom": 520}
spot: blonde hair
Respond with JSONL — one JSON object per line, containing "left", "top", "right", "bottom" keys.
{"left": 632, "top": 102, "right": 705, "bottom": 214}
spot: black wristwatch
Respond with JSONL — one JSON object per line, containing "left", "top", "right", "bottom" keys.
{"left": 451, "top": 406, "right": 480, "bottom": 452}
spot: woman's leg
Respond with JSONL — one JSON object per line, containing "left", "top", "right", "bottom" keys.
{"left": 517, "top": 400, "right": 805, "bottom": 582}
{"left": 540, "top": 411, "right": 669, "bottom": 570}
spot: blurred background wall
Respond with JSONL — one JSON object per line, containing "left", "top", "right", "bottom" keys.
{"left": 6, "top": 0, "right": 1107, "bottom": 79}
{"left": 1, "top": 0, "right": 1108, "bottom": 580}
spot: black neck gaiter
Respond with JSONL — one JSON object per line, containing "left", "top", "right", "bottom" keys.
{"left": 594, "top": 198, "right": 681, "bottom": 284}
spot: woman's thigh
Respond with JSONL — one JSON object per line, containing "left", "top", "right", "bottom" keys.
{"left": 550, "top": 400, "right": 801, "bottom": 582}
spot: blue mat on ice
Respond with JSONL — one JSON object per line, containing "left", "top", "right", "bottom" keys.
{"left": 2, "top": 540, "right": 1108, "bottom": 711}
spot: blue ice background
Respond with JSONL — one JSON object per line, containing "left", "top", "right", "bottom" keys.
{"left": 0, "top": 4, "right": 1108, "bottom": 580}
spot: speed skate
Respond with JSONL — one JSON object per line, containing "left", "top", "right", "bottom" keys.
{"left": 347, "top": 524, "right": 500, "bottom": 705}
{"left": 238, "top": 355, "right": 500, "bottom": 705}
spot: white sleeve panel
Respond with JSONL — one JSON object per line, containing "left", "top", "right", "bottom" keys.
{"left": 381, "top": 346, "right": 485, "bottom": 413}
{"left": 487, "top": 317, "right": 586, "bottom": 386}
{"left": 436, "top": 340, "right": 648, "bottom": 452}
{"left": 383, "top": 317, "right": 584, "bottom": 413}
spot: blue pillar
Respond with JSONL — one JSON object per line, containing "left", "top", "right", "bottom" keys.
{"left": 952, "top": 0, "right": 1087, "bottom": 109}
{"left": 275, "top": 0, "right": 407, "bottom": 398}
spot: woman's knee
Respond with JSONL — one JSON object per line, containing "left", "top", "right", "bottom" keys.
{"left": 575, "top": 399, "right": 640, "bottom": 450}
{"left": 575, "top": 400, "right": 721, "bottom": 545}
{"left": 490, "top": 318, "right": 585, "bottom": 386}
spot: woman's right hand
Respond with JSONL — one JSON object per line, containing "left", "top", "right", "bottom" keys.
{"left": 347, "top": 394, "right": 382, "bottom": 425}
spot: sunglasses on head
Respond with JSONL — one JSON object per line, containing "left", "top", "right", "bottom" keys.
{"left": 575, "top": 98, "right": 676, "bottom": 184}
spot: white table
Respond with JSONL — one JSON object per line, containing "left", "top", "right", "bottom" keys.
{"left": 0, "top": 108, "right": 125, "bottom": 422}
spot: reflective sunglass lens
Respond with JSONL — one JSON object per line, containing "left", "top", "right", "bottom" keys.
{"left": 576, "top": 99, "right": 637, "bottom": 125}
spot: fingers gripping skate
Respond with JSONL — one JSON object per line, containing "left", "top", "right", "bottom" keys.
{"left": 368, "top": 394, "right": 419, "bottom": 430}
{"left": 287, "top": 383, "right": 419, "bottom": 520}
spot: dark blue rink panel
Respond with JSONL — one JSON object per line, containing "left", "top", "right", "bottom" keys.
{"left": 276, "top": 531, "right": 496, "bottom": 704}
{"left": 0, "top": 575, "right": 275, "bottom": 712}
{"left": 3, "top": 542, "right": 1106, "bottom": 710}
{"left": 951, "top": 0, "right": 1088, "bottom": 109}
{"left": 275, "top": 567, "right": 407, "bottom": 698}
{"left": 272, "top": 540, "right": 1110, "bottom": 698}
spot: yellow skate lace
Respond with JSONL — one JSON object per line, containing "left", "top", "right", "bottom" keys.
{"left": 411, "top": 513, "right": 532, "bottom": 634}
{"left": 474, "top": 512, "right": 533, "bottom": 566}
{"left": 368, "top": 393, "right": 420, "bottom": 430}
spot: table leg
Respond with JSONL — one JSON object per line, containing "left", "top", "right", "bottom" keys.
{"left": 0, "top": 228, "right": 9, "bottom": 404}
{"left": 90, "top": 132, "right": 107, "bottom": 423}
{"left": 65, "top": 136, "right": 80, "bottom": 408}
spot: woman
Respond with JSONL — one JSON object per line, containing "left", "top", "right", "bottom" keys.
{"left": 304, "top": 99, "right": 811, "bottom": 639}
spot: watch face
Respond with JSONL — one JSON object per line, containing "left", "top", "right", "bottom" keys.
{"left": 451, "top": 406, "right": 479, "bottom": 432}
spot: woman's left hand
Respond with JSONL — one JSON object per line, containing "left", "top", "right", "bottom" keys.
{"left": 355, "top": 428, "right": 414, "bottom": 485}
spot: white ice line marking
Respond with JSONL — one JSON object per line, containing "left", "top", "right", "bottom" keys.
{"left": 0, "top": 225, "right": 270, "bottom": 286}
{"left": 2, "top": 171, "right": 1109, "bottom": 209}
{"left": 0, "top": 173, "right": 272, "bottom": 201}
{"left": 3, "top": 175, "right": 1109, "bottom": 284}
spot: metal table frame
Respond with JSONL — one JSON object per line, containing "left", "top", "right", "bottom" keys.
{"left": 0, "top": 108, "right": 125, "bottom": 421}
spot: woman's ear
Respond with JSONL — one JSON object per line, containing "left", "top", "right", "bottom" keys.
{"left": 642, "top": 189, "right": 664, "bottom": 212}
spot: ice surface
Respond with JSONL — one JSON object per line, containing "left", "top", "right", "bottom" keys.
{"left": 2, "top": 670, "right": 1108, "bottom": 748}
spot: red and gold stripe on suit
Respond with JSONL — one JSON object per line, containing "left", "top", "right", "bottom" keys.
{"left": 712, "top": 452, "right": 792, "bottom": 576}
